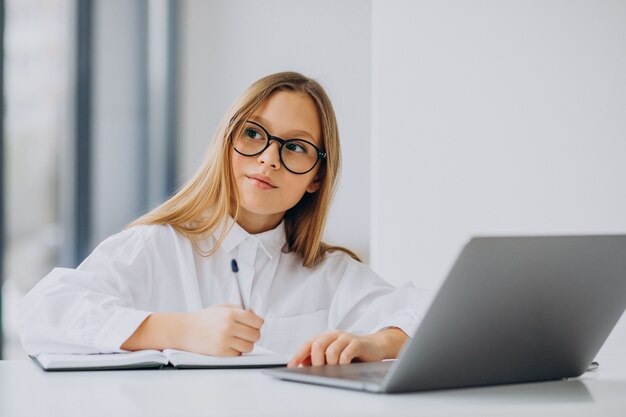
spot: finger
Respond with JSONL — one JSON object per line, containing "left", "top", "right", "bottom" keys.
{"left": 311, "top": 332, "right": 340, "bottom": 366}
{"left": 325, "top": 335, "right": 352, "bottom": 365}
{"left": 228, "top": 336, "right": 255, "bottom": 354}
{"left": 232, "top": 309, "right": 265, "bottom": 329}
{"left": 230, "top": 322, "right": 262, "bottom": 343}
{"left": 339, "top": 339, "right": 361, "bottom": 365}
{"left": 288, "top": 340, "right": 313, "bottom": 368}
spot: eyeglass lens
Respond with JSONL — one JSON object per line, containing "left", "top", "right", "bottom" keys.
{"left": 234, "top": 122, "right": 321, "bottom": 174}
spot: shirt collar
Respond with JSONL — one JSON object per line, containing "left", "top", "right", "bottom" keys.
{"left": 255, "top": 221, "right": 287, "bottom": 259}
{"left": 213, "top": 217, "right": 287, "bottom": 259}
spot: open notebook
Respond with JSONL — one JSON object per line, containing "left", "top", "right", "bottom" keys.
{"left": 30, "top": 345, "right": 290, "bottom": 371}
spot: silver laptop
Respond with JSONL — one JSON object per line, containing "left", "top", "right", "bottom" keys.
{"left": 264, "top": 235, "right": 626, "bottom": 393}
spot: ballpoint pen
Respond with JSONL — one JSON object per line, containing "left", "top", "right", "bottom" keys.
{"left": 231, "top": 259, "right": 247, "bottom": 310}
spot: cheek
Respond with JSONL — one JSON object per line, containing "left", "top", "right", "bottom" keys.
{"left": 231, "top": 151, "right": 248, "bottom": 176}
{"left": 282, "top": 175, "right": 316, "bottom": 202}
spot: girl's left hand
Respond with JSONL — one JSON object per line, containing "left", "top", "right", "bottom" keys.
{"left": 287, "top": 330, "right": 388, "bottom": 368}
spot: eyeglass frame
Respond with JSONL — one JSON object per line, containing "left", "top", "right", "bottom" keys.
{"left": 232, "top": 120, "right": 327, "bottom": 175}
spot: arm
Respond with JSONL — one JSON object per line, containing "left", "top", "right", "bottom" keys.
{"left": 120, "top": 312, "right": 185, "bottom": 351}
{"left": 15, "top": 228, "right": 158, "bottom": 354}
{"left": 18, "top": 225, "right": 266, "bottom": 356}
{"left": 287, "top": 256, "right": 428, "bottom": 368}
{"left": 370, "top": 327, "right": 409, "bottom": 358}
{"left": 121, "top": 305, "right": 265, "bottom": 356}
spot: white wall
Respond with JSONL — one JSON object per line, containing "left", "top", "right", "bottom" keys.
{"left": 371, "top": 0, "right": 626, "bottom": 348}
{"left": 179, "top": 0, "right": 626, "bottom": 349}
{"left": 179, "top": 0, "right": 372, "bottom": 258}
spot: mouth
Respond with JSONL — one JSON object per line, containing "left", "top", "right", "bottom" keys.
{"left": 246, "top": 174, "right": 278, "bottom": 189}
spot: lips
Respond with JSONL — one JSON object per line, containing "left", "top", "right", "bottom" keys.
{"left": 246, "top": 174, "right": 278, "bottom": 189}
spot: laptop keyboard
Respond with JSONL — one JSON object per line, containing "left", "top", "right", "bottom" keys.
{"left": 318, "top": 361, "right": 394, "bottom": 382}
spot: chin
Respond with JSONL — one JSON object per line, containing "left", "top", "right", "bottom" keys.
{"left": 240, "top": 200, "right": 283, "bottom": 216}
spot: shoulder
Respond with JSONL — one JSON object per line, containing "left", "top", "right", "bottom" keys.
{"left": 92, "top": 224, "right": 192, "bottom": 255}
{"left": 127, "top": 223, "right": 187, "bottom": 243}
{"left": 312, "top": 250, "right": 376, "bottom": 279}
{"left": 79, "top": 224, "right": 195, "bottom": 270}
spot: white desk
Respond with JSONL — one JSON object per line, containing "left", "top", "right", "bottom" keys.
{"left": 1, "top": 349, "right": 625, "bottom": 417}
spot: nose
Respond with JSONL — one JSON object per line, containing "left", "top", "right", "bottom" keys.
{"left": 257, "top": 141, "right": 282, "bottom": 170}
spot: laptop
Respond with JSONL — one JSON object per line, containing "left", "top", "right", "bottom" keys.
{"left": 264, "top": 235, "right": 626, "bottom": 393}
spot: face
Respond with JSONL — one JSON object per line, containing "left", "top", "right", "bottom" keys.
{"left": 231, "top": 91, "right": 323, "bottom": 233}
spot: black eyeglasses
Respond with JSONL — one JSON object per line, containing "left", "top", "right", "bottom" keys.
{"left": 232, "top": 121, "right": 326, "bottom": 174}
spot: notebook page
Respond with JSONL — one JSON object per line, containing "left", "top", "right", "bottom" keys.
{"left": 163, "top": 345, "right": 290, "bottom": 367}
{"left": 33, "top": 350, "right": 167, "bottom": 370}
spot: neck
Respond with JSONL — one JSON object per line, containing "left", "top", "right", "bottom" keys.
{"left": 235, "top": 208, "right": 284, "bottom": 234}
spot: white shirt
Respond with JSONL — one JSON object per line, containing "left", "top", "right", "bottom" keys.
{"left": 16, "top": 220, "right": 432, "bottom": 355}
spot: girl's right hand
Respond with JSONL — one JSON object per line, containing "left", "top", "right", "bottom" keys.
{"left": 181, "top": 304, "right": 264, "bottom": 356}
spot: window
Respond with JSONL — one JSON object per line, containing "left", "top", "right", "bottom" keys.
{"left": 2, "top": 0, "right": 72, "bottom": 359}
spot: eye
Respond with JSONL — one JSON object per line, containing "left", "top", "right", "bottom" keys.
{"left": 245, "top": 128, "right": 264, "bottom": 141}
{"left": 285, "top": 141, "right": 307, "bottom": 153}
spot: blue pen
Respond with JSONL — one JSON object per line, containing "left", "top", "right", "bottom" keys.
{"left": 231, "top": 259, "right": 247, "bottom": 310}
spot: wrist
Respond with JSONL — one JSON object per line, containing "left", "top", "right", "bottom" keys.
{"left": 161, "top": 312, "right": 190, "bottom": 350}
{"left": 375, "top": 327, "right": 408, "bottom": 359}
{"left": 122, "top": 311, "right": 190, "bottom": 351}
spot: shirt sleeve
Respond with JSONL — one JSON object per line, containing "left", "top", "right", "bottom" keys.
{"left": 15, "top": 226, "right": 158, "bottom": 354}
{"left": 327, "top": 256, "right": 434, "bottom": 338}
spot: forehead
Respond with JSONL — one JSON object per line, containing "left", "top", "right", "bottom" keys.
{"left": 250, "top": 91, "right": 322, "bottom": 146}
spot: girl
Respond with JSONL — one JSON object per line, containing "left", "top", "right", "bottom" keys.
{"left": 17, "top": 72, "right": 430, "bottom": 368}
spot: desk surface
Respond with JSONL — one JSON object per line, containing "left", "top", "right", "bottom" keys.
{"left": 2, "top": 349, "right": 625, "bottom": 417}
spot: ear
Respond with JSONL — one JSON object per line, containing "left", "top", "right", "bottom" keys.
{"left": 306, "top": 178, "right": 321, "bottom": 194}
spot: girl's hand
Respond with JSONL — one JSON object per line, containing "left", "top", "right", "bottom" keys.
{"left": 287, "top": 328, "right": 408, "bottom": 368}
{"left": 181, "top": 304, "right": 265, "bottom": 356}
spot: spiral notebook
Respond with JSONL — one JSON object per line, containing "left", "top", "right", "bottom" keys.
{"left": 30, "top": 345, "right": 289, "bottom": 371}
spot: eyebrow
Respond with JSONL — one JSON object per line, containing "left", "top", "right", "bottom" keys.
{"left": 249, "top": 115, "right": 317, "bottom": 142}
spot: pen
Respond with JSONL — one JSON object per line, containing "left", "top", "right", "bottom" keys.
{"left": 231, "top": 259, "right": 247, "bottom": 310}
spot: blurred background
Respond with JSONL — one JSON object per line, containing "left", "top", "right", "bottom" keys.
{"left": 1, "top": 0, "right": 625, "bottom": 359}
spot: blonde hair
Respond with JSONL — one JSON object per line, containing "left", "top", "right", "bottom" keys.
{"left": 129, "top": 72, "right": 360, "bottom": 267}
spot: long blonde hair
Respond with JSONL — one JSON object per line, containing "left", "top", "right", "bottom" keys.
{"left": 129, "top": 72, "right": 360, "bottom": 267}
